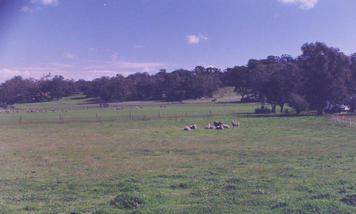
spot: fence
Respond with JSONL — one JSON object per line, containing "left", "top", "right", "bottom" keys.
{"left": 2, "top": 111, "right": 222, "bottom": 126}
{"left": 325, "top": 113, "right": 356, "bottom": 128}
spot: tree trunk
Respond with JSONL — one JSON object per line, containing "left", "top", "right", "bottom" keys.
{"left": 272, "top": 104, "right": 276, "bottom": 113}
{"left": 317, "top": 108, "right": 323, "bottom": 116}
{"left": 280, "top": 104, "right": 284, "bottom": 113}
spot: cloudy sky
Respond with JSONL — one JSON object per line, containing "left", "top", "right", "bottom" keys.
{"left": 0, "top": 0, "right": 355, "bottom": 82}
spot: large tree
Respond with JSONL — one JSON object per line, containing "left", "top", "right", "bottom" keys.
{"left": 260, "top": 55, "right": 301, "bottom": 112}
{"left": 245, "top": 56, "right": 300, "bottom": 112}
{"left": 347, "top": 54, "right": 356, "bottom": 113}
{"left": 298, "top": 42, "right": 352, "bottom": 115}
{"left": 350, "top": 53, "right": 356, "bottom": 94}
{"left": 223, "top": 66, "right": 252, "bottom": 100}
{"left": 0, "top": 76, "right": 42, "bottom": 106}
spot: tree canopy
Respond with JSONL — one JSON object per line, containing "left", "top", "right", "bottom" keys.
{"left": 1, "top": 42, "right": 355, "bottom": 115}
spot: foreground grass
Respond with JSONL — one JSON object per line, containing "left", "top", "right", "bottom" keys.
{"left": 0, "top": 103, "right": 356, "bottom": 213}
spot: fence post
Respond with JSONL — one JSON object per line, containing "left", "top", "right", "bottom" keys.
{"left": 336, "top": 116, "right": 338, "bottom": 124}
{"left": 349, "top": 119, "right": 352, "bottom": 128}
{"left": 18, "top": 116, "right": 22, "bottom": 124}
{"left": 342, "top": 116, "right": 345, "bottom": 126}
{"left": 96, "top": 113, "right": 99, "bottom": 120}
{"left": 158, "top": 112, "right": 160, "bottom": 118}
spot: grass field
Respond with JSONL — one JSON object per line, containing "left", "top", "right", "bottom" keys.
{"left": 1, "top": 99, "right": 356, "bottom": 213}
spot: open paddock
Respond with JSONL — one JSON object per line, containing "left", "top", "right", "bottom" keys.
{"left": 0, "top": 102, "right": 355, "bottom": 213}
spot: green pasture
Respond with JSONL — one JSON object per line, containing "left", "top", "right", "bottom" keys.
{"left": 13, "top": 94, "right": 92, "bottom": 108}
{"left": 1, "top": 102, "right": 260, "bottom": 125}
{"left": 0, "top": 100, "right": 356, "bottom": 213}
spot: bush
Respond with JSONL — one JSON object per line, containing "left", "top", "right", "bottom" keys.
{"left": 288, "top": 93, "right": 309, "bottom": 114}
{"left": 254, "top": 107, "right": 272, "bottom": 114}
{"left": 340, "top": 194, "right": 356, "bottom": 206}
{"left": 110, "top": 191, "right": 146, "bottom": 209}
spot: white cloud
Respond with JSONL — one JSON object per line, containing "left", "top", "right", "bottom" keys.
{"left": 41, "top": 0, "right": 58, "bottom": 5}
{"left": 21, "top": 0, "right": 58, "bottom": 13}
{"left": 277, "top": 0, "right": 318, "bottom": 9}
{"left": 30, "top": 0, "right": 58, "bottom": 6}
{"left": 0, "top": 68, "right": 31, "bottom": 82}
{"left": 186, "top": 34, "right": 208, "bottom": 45}
{"left": 199, "top": 34, "right": 208, "bottom": 41}
{"left": 134, "top": 45, "right": 145, "bottom": 49}
{"left": 21, "top": 6, "right": 34, "bottom": 13}
{"left": 86, "top": 60, "right": 166, "bottom": 74}
{"left": 0, "top": 60, "right": 167, "bottom": 83}
{"left": 187, "top": 35, "right": 200, "bottom": 44}
{"left": 63, "top": 53, "right": 76, "bottom": 60}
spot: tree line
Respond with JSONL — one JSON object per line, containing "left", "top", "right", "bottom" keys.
{"left": 1, "top": 42, "right": 356, "bottom": 115}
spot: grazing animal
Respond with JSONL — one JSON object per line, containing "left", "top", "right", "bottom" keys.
{"left": 222, "top": 124, "right": 230, "bottom": 129}
{"left": 214, "top": 121, "right": 227, "bottom": 130}
{"left": 216, "top": 125, "right": 224, "bottom": 130}
{"left": 190, "top": 124, "right": 197, "bottom": 130}
{"left": 184, "top": 126, "right": 191, "bottom": 131}
{"left": 213, "top": 121, "right": 223, "bottom": 127}
{"left": 205, "top": 123, "right": 214, "bottom": 129}
{"left": 231, "top": 120, "right": 240, "bottom": 128}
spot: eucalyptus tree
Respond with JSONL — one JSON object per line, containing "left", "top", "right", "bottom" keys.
{"left": 298, "top": 42, "right": 352, "bottom": 115}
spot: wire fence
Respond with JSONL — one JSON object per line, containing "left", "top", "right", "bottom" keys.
{"left": 4, "top": 107, "right": 356, "bottom": 127}
{"left": 325, "top": 113, "right": 356, "bottom": 128}
{"left": 1, "top": 111, "right": 229, "bottom": 126}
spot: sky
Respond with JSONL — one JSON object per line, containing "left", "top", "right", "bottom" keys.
{"left": 0, "top": 0, "right": 356, "bottom": 82}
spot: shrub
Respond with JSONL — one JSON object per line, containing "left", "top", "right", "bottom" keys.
{"left": 110, "top": 191, "right": 146, "bottom": 209}
{"left": 254, "top": 107, "right": 272, "bottom": 114}
{"left": 340, "top": 194, "right": 356, "bottom": 206}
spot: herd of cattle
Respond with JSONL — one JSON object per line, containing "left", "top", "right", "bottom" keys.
{"left": 184, "top": 120, "right": 240, "bottom": 131}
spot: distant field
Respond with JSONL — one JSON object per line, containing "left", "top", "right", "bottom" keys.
{"left": 14, "top": 94, "right": 93, "bottom": 108}
{"left": 0, "top": 98, "right": 356, "bottom": 213}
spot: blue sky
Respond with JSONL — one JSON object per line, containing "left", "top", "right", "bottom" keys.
{"left": 0, "top": 0, "right": 356, "bottom": 82}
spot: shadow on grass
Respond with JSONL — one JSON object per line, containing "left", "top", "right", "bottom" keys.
{"left": 216, "top": 101, "right": 244, "bottom": 104}
{"left": 70, "top": 95, "right": 88, "bottom": 100}
{"left": 80, "top": 97, "right": 104, "bottom": 104}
